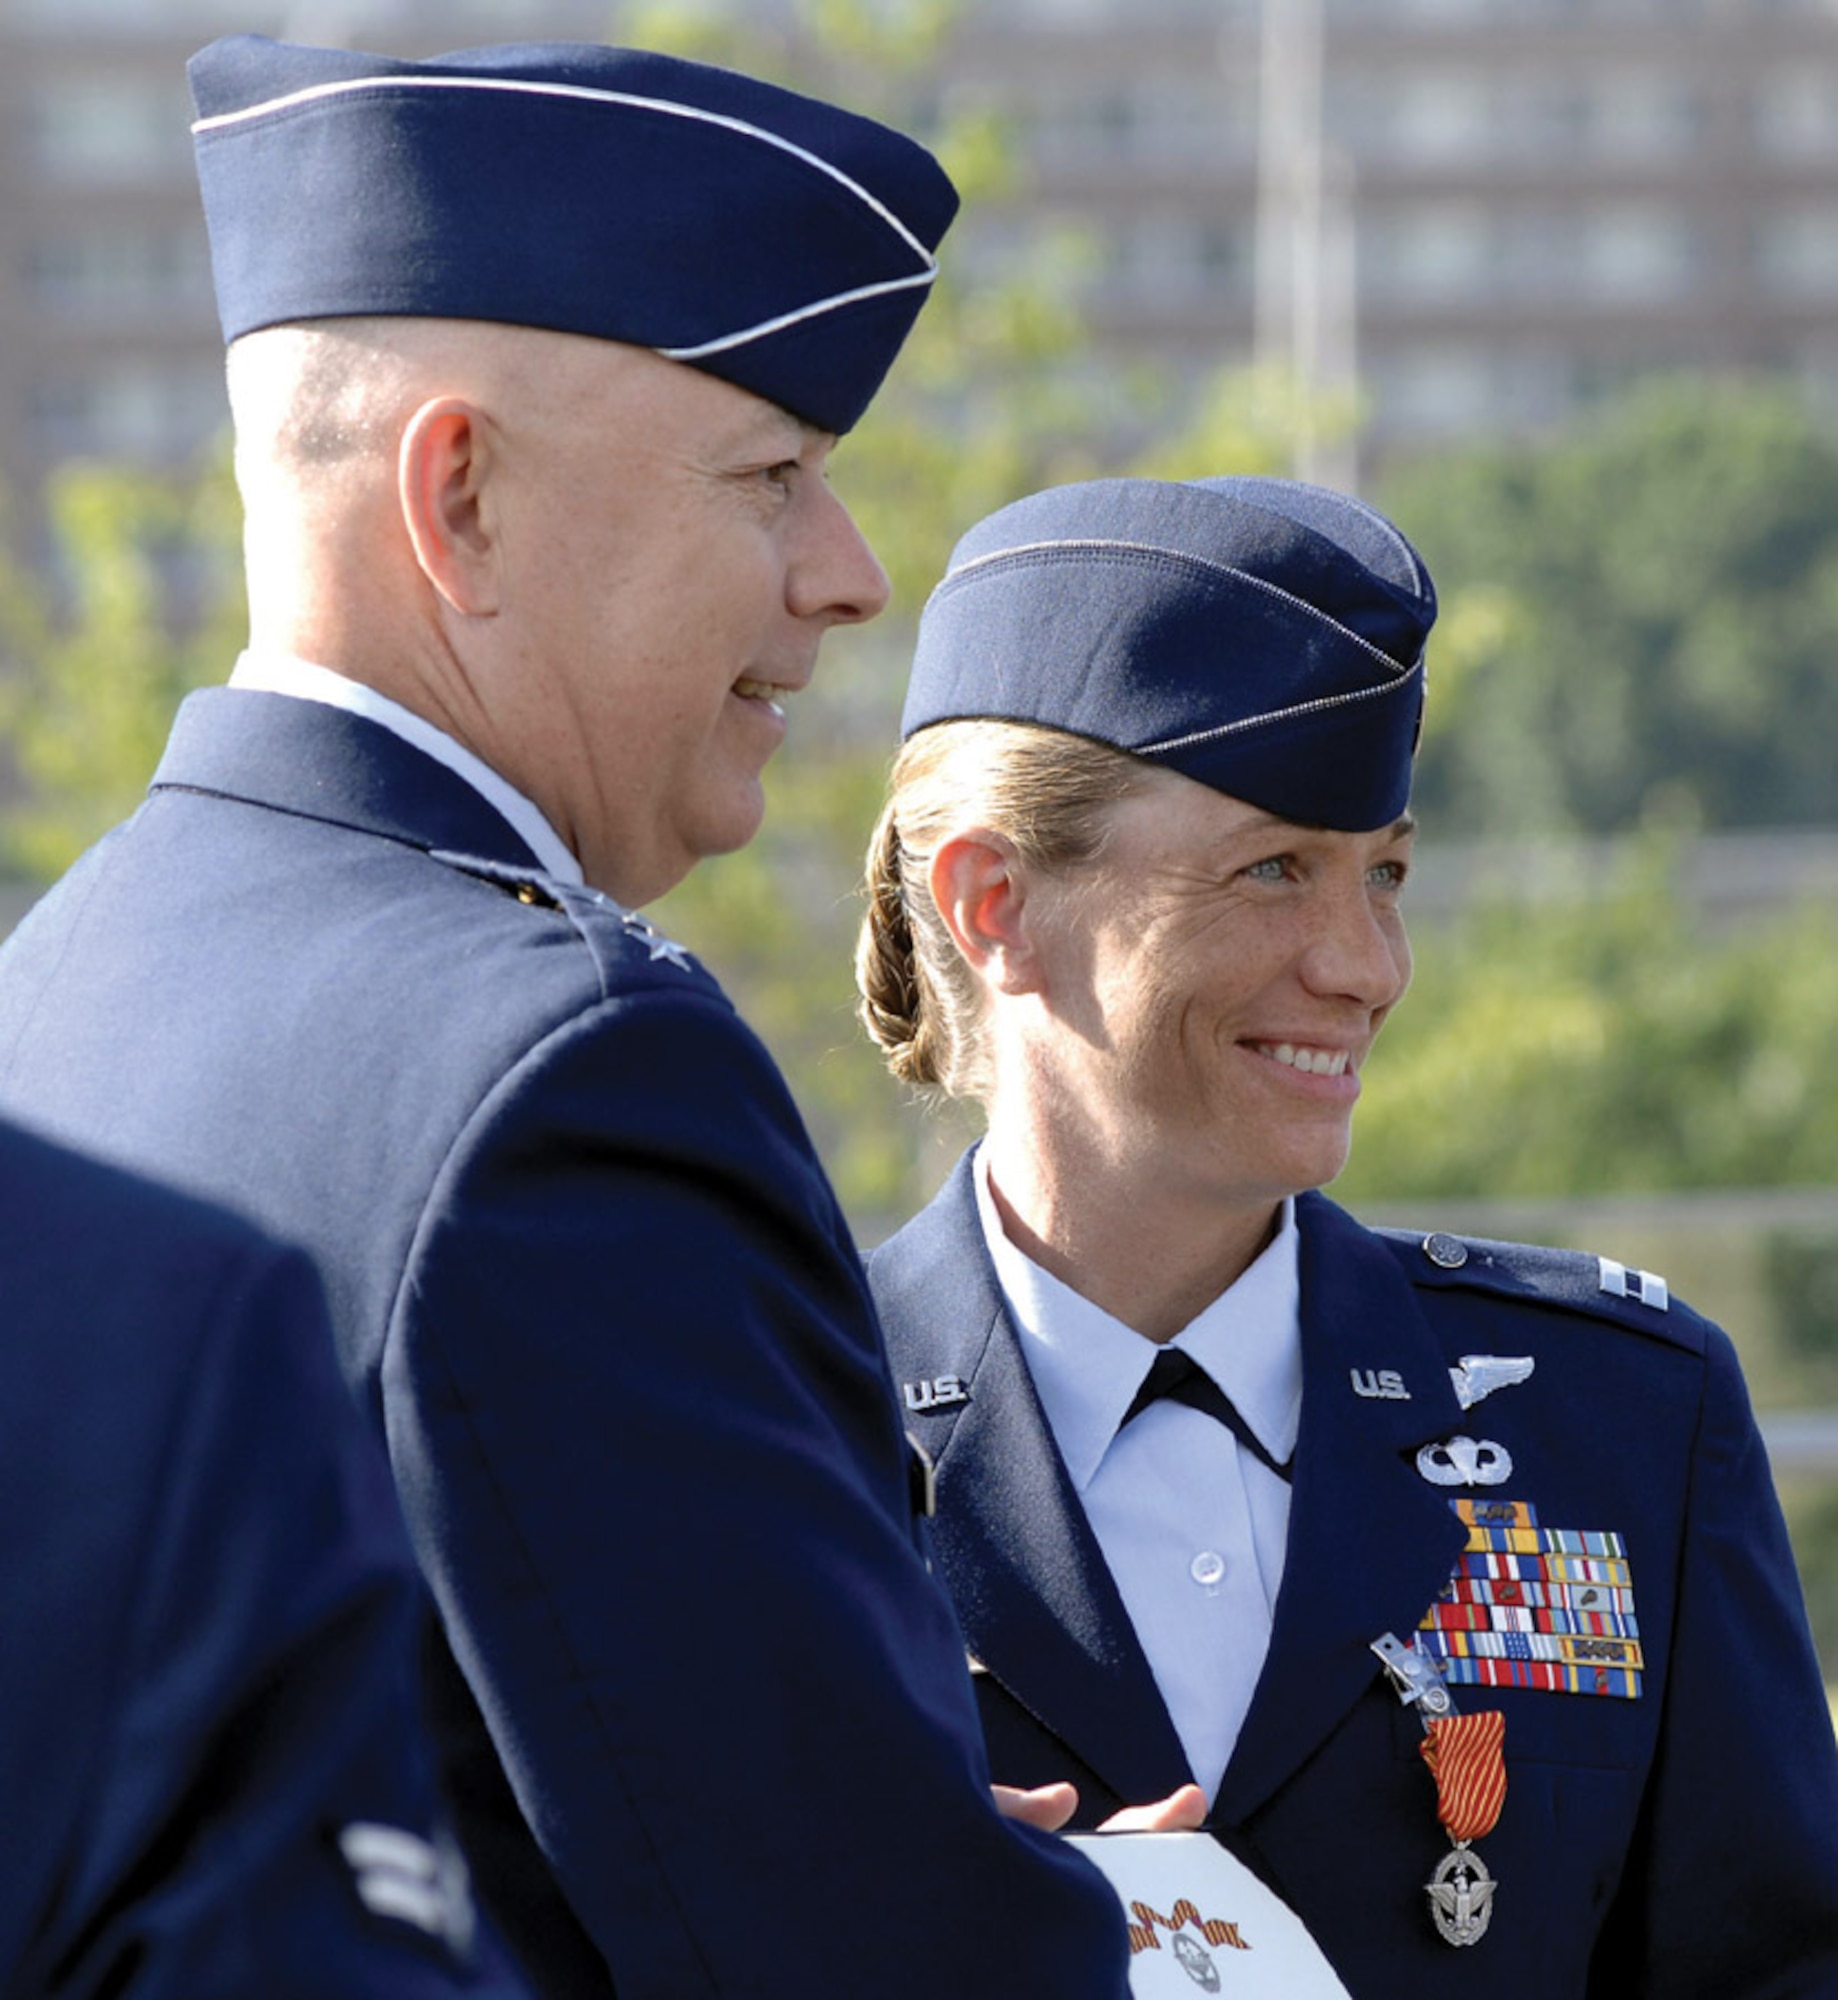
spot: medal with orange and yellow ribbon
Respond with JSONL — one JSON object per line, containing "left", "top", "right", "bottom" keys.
{"left": 1419, "top": 1708, "right": 1506, "bottom": 1946}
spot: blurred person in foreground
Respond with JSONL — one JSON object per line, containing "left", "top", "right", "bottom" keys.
{"left": 0, "top": 1115, "right": 521, "bottom": 1999}
{"left": 0, "top": 34, "right": 1140, "bottom": 2000}
{"left": 856, "top": 473, "right": 1838, "bottom": 1997}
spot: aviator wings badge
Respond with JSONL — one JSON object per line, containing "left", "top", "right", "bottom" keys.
{"left": 1448, "top": 1355, "right": 1534, "bottom": 1411}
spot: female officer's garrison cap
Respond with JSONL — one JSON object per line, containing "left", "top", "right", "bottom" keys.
{"left": 901, "top": 476, "right": 1436, "bottom": 830}
{"left": 187, "top": 36, "right": 959, "bottom": 436}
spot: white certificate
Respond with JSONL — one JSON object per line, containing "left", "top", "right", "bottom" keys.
{"left": 1067, "top": 1831, "right": 1351, "bottom": 1998}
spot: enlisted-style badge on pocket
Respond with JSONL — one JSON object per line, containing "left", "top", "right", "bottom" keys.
{"left": 1416, "top": 1499, "right": 1643, "bottom": 1699}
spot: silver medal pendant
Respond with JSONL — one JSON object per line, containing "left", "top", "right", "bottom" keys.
{"left": 1426, "top": 1839, "right": 1496, "bottom": 1946}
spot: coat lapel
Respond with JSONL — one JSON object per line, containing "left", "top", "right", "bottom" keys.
{"left": 870, "top": 1155, "right": 1194, "bottom": 1808}
{"left": 151, "top": 688, "right": 544, "bottom": 867}
{"left": 1216, "top": 1191, "right": 1469, "bottom": 1821}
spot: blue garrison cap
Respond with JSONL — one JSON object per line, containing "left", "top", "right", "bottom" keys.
{"left": 901, "top": 476, "right": 1435, "bottom": 830}
{"left": 187, "top": 36, "right": 959, "bottom": 436}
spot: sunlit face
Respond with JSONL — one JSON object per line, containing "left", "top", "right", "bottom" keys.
{"left": 486, "top": 340, "right": 889, "bottom": 905}
{"left": 1005, "top": 767, "right": 1415, "bottom": 1220}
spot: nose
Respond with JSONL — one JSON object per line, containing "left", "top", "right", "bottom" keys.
{"left": 790, "top": 481, "right": 891, "bottom": 627}
{"left": 1300, "top": 877, "right": 1412, "bottom": 1013}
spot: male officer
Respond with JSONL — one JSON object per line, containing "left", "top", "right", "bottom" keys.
{"left": 855, "top": 475, "right": 1838, "bottom": 1996}
{"left": 0, "top": 1115, "right": 520, "bottom": 1998}
{"left": 0, "top": 35, "right": 1129, "bottom": 2000}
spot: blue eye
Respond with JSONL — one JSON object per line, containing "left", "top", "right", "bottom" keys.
{"left": 1243, "top": 857, "right": 1289, "bottom": 884}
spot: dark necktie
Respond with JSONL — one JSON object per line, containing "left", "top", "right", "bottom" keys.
{"left": 1121, "top": 1347, "right": 1294, "bottom": 1483}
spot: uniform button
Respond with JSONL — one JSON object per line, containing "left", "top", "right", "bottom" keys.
{"left": 1423, "top": 1232, "right": 1468, "bottom": 1270}
{"left": 1190, "top": 1551, "right": 1226, "bottom": 1591}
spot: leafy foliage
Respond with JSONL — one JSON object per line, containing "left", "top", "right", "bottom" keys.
{"left": 1335, "top": 836, "right": 1838, "bottom": 1205}
{"left": 1383, "top": 376, "right": 1838, "bottom": 835}
{"left": 0, "top": 454, "right": 240, "bottom": 879}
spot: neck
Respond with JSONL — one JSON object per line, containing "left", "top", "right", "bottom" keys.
{"left": 980, "top": 1119, "right": 1282, "bottom": 1345}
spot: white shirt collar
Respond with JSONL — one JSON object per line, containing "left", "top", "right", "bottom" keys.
{"left": 227, "top": 651, "right": 585, "bottom": 885}
{"left": 973, "top": 1147, "right": 1303, "bottom": 1492}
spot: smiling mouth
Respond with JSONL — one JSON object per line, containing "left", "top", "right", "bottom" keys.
{"left": 1248, "top": 1041, "right": 1353, "bottom": 1078}
{"left": 733, "top": 677, "right": 793, "bottom": 706}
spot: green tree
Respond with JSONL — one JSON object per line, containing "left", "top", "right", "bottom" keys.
{"left": 629, "top": 0, "right": 1301, "bottom": 1219}
{"left": 0, "top": 454, "right": 240, "bottom": 879}
{"left": 1382, "top": 375, "right": 1838, "bottom": 836}
{"left": 1335, "top": 837, "right": 1838, "bottom": 1206}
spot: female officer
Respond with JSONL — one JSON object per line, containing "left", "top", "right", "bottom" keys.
{"left": 856, "top": 474, "right": 1838, "bottom": 1997}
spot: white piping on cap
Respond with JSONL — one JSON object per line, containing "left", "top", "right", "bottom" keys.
{"left": 934, "top": 536, "right": 1417, "bottom": 679}
{"left": 192, "top": 71, "right": 940, "bottom": 278}
{"left": 660, "top": 268, "right": 936, "bottom": 359}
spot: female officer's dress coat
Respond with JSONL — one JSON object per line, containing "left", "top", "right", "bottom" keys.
{"left": 870, "top": 1151, "right": 1838, "bottom": 2000}
{"left": 0, "top": 691, "right": 1126, "bottom": 2000}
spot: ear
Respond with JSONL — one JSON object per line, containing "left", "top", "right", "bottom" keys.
{"left": 398, "top": 397, "right": 501, "bottom": 616}
{"left": 930, "top": 832, "right": 1048, "bottom": 996}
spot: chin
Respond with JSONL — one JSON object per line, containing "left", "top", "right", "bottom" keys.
{"left": 1274, "top": 1134, "right": 1355, "bottom": 1196}
{"left": 701, "top": 786, "right": 769, "bottom": 859}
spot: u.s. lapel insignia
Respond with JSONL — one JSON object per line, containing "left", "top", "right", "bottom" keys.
{"left": 903, "top": 1374, "right": 969, "bottom": 1414}
{"left": 1449, "top": 1354, "right": 1534, "bottom": 1410}
{"left": 1417, "top": 1435, "right": 1513, "bottom": 1488}
{"left": 1351, "top": 1367, "right": 1410, "bottom": 1400}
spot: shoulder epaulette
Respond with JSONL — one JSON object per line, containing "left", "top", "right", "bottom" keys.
{"left": 427, "top": 850, "right": 706, "bottom": 981}
{"left": 1373, "top": 1225, "right": 1708, "bottom": 1352}
{"left": 428, "top": 850, "right": 568, "bottom": 908}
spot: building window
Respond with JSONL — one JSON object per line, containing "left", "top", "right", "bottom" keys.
{"left": 1757, "top": 208, "right": 1838, "bottom": 296}
{"left": 1382, "top": 74, "right": 1496, "bottom": 168}
{"left": 1098, "top": 213, "right": 1254, "bottom": 306}
{"left": 25, "top": 228, "right": 213, "bottom": 321}
{"left": 1585, "top": 73, "right": 1703, "bottom": 163}
{"left": 1369, "top": 346, "right": 1499, "bottom": 435}
{"left": 29, "top": 363, "right": 228, "bottom": 464}
{"left": 1577, "top": 207, "right": 1698, "bottom": 303}
{"left": 1755, "top": 70, "right": 1838, "bottom": 161}
{"left": 1004, "top": 0, "right": 1224, "bottom": 17}
{"left": 28, "top": 75, "right": 194, "bottom": 184}
{"left": 1028, "top": 75, "right": 1254, "bottom": 171}
{"left": 1366, "top": 205, "right": 1493, "bottom": 302}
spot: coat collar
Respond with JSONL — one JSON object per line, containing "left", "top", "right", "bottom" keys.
{"left": 1218, "top": 1190, "right": 1469, "bottom": 1820}
{"left": 872, "top": 1151, "right": 1193, "bottom": 1809}
{"left": 151, "top": 688, "right": 543, "bottom": 868}
{"left": 869, "top": 1163, "right": 1471, "bottom": 1821}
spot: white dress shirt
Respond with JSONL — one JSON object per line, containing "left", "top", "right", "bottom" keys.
{"left": 973, "top": 1149, "right": 1302, "bottom": 1801}
{"left": 227, "top": 652, "right": 584, "bottom": 885}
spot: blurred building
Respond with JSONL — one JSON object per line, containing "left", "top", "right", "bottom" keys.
{"left": 0, "top": 0, "right": 615, "bottom": 518}
{"left": 963, "top": 0, "right": 1838, "bottom": 473}
{"left": 3, "top": 0, "right": 1838, "bottom": 509}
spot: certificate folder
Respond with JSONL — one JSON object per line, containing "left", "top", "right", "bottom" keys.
{"left": 1066, "top": 1831, "right": 1350, "bottom": 1997}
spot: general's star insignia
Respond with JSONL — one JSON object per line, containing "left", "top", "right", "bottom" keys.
{"left": 621, "top": 915, "right": 694, "bottom": 969}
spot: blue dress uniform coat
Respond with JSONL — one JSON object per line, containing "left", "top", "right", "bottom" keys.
{"left": 0, "top": 1118, "right": 513, "bottom": 1999}
{"left": 0, "top": 691, "right": 1128, "bottom": 2000}
{"left": 871, "top": 1155, "right": 1838, "bottom": 1999}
